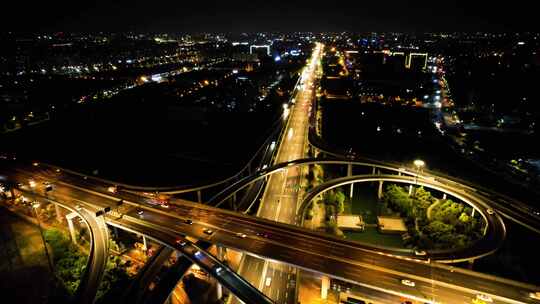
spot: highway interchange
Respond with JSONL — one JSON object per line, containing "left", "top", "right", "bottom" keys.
{"left": 1, "top": 43, "right": 540, "bottom": 304}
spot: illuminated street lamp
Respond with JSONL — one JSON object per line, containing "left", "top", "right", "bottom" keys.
{"left": 413, "top": 159, "right": 425, "bottom": 194}
{"left": 32, "top": 203, "right": 54, "bottom": 274}
{"left": 413, "top": 159, "right": 425, "bottom": 170}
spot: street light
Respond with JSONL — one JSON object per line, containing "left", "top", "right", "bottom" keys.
{"left": 32, "top": 203, "right": 54, "bottom": 274}
{"left": 413, "top": 159, "right": 425, "bottom": 194}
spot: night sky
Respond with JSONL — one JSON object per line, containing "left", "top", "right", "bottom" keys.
{"left": 4, "top": 0, "right": 538, "bottom": 33}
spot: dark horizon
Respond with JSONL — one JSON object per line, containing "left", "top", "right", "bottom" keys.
{"left": 3, "top": 0, "right": 538, "bottom": 33}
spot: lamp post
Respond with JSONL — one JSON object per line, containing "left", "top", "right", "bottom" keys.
{"left": 32, "top": 202, "right": 54, "bottom": 274}
{"left": 413, "top": 159, "right": 425, "bottom": 195}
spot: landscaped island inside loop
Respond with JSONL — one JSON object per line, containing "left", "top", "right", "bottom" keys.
{"left": 304, "top": 180, "right": 484, "bottom": 251}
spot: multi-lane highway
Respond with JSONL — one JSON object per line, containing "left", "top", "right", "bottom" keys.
{"left": 3, "top": 157, "right": 539, "bottom": 304}
{"left": 229, "top": 43, "right": 323, "bottom": 304}
{"left": 2, "top": 43, "right": 540, "bottom": 304}
{"left": 8, "top": 167, "right": 273, "bottom": 304}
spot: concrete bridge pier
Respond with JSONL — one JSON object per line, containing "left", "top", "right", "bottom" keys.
{"left": 377, "top": 180, "right": 384, "bottom": 200}
{"left": 321, "top": 275, "right": 330, "bottom": 299}
{"left": 217, "top": 245, "right": 227, "bottom": 261}
{"left": 408, "top": 185, "right": 413, "bottom": 196}
{"left": 215, "top": 245, "right": 227, "bottom": 300}
{"left": 442, "top": 193, "right": 447, "bottom": 200}
{"left": 197, "top": 190, "right": 202, "bottom": 203}
{"left": 142, "top": 235, "right": 148, "bottom": 252}
{"left": 66, "top": 212, "right": 79, "bottom": 244}
{"left": 471, "top": 208, "right": 475, "bottom": 218}
{"left": 54, "top": 203, "right": 62, "bottom": 223}
{"left": 347, "top": 164, "right": 354, "bottom": 198}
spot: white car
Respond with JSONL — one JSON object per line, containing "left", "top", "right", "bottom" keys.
{"left": 236, "top": 232, "right": 247, "bottom": 238}
{"left": 401, "top": 279, "right": 415, "bottom": 287}
{"left": 476, "top": 294, "right": 493, "bottom": 302}
{"left": 414, "top": 250, "right": 427, "bottom": 256}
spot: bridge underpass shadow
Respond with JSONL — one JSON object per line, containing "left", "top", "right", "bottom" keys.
{"left": 122, "top": 241, "right": 212, "bottom": 304}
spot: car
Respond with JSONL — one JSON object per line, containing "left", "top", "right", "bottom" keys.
{"left": 530, "top": 292, "right": 540, "bottom": 300}
{"left": 486, "top": 208, "right": 495, "bottom": 215}
{"left": 265, "top": 277, "right": 272, "bottom": 287}
{"left": 146, "top": 199, "right": 160, "bottom": 206}
{"left": 184, "top": 219, "right": 193, "bottom": 225}
{"left": 401, "top": 279, "right": 415, "bottom": 287}
{"left": 137, "top": 210, "right": 144, "bottom": 216}
{"left": 107, "top": 186, "right": 118, "bottom": 193}
{"left": 203, "top": 228, "right": 214, "bottom": 235}
{"left": 414, "top": 250, "right": 427, "bottom": 256}
{"left": 175, "top": 239, "right": 187, "bottom": 246}
{"left": 75, "top": 205, "right": 83, "bottom": 211}
{"left": 160, "top": 203, "right": 170, "bottom": 209}
{"left": 215, "top": 266, "right": 223, "bottom": 274}
{"left": 256, "top": 232, "right": 269, "bottom": 238}
{"left": 236, "top": 232, "right": 247, "bottom": 238}
{"left": 476, "top": 294, "right": 493, "bottom": 302}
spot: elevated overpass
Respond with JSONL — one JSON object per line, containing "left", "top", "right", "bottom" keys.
{"left": 3, "top": 162, "right": 539, "bottom": 304}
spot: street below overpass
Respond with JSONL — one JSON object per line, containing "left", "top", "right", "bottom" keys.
{"left": 229, "top": 43, "right": 323, "bottom": 304}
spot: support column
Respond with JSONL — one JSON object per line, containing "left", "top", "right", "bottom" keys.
{"left": 112, "top": 226, "right": 119, "bottom": 238}
{"left": 216, "top": 281, "right": 223, "bottom": 300}
{"left": 142, "top": 235, "right": 147, "bottom": 251}
{"left": 66, "top": 213, "right": 78, "bottom": 244}
{"left": 217, "top": 246, "right": 226, "bottom": 261}
{"left": 216, "top": 245, "right": 225, "bottom": 300}
{"left": 408, "top": 185, "right": 413, "bottom": 196}
{"left": 321, "top": 276, "right": 330, "bottom": 300}
{"left": 197, "top": 190, "right": 202, "bottom": 204}
{"left": 372, "top": 166, "right": 376, "bottom": 175}
{"left": 471, "top": 208, "right": 475, "bottom": 218}
{"left": 377, "top": 180, "right": 384, "bottom": 200}
{"left": 54, "top": 203, "right": 62, "bottom": 222}
{"left": 442, "top": 193, "right": 447, "bottom": 200}
{"left": 347, "top": 164, "right": 354, "bottom": 199}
